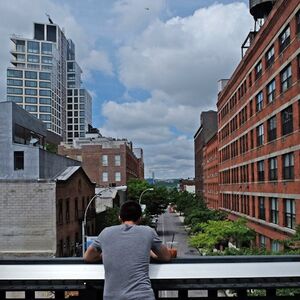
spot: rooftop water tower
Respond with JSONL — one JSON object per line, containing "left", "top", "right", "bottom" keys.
{"left": 249, "top": 0, "right": 276, "bottom": 21}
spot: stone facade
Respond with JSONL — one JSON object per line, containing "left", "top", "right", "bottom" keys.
{"left": 0, "top": 181, "right": 56, "bottom": 256}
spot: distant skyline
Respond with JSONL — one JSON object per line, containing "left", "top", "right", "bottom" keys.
{"left": 0, "top": 0, "right": 253, "bottom": 179}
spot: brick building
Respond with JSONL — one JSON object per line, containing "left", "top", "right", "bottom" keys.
{"left": 194, "top": 111, "right": 218, "bottom": 196}
{"left": 178, "top": 179, "right": 195, "bottom": 193}
{"left": 217, "top": 1, "right": 300, "bottom": 250}
{"left": 58, "top": 133, "right": 144, "bottom": 187}
{"left": 203, "top": 133, "right": 219, "bottom": 209}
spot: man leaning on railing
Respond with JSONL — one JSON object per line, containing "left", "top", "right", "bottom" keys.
{"left": 84, "top": 200, "right": 171, "bottom": 300}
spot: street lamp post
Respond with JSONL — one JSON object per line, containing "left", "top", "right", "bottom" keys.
{"left": 138, "top": 188, "right": 154, "bottom": 207}
{"left": 82, "top": 185, "right": 127, "bottom": 256}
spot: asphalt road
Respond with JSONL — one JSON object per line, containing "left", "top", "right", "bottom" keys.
{"left": 156, "top": 210, "right": 200, "bottom": 258}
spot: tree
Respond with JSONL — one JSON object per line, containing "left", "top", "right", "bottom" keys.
{"left": 189, "top": 218, "right": 255, "bottom": 252}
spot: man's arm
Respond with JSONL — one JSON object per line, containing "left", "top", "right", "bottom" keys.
{"left": 151, "top": 245, "right": 171, "bottom": 261}
{"left": 83, "top": 245, "right": 102, "bottom": 262}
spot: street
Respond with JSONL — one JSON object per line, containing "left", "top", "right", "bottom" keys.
{"left": 156, "top": 210, "right": 199, "bottom": 258}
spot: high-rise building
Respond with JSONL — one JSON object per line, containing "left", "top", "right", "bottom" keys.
{"left": 6, "top": 20, "right": 92, "bottom": 141}
{"left": 217, "top": 0, "right": 300, "bottom": 250}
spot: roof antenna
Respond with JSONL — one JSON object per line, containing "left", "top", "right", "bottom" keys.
{"left": 45, "top": 13, "right": 54, "bottom": 24}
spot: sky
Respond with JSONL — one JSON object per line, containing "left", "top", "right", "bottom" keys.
{"left": 0, "top": 0, "right": 253, "bottom": 179}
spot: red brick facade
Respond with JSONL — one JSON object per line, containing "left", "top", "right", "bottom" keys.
{"left": 203, "top": 133, "right": 219, "bottom": 209}
{"left": 58, "top": 141, "right": 144, "bottom": 187}
{"left": 56, "top": 168, "right": 96, "bottom": 257}
{"left": 217, "top": 1, "right": 300, "bottom": 250}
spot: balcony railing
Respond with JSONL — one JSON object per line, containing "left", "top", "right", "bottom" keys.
{"left": 1, "top": 256, "right": 300, "bottom": 299}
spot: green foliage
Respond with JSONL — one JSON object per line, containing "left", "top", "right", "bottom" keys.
{"left": 127, "top": 179, "right": 169, "bottom": 215}
{"left": 45, "top": 143, "right": 57, "bottom": 154}
{"left": 96, "top": 207, "right": 120, "bottom": 232}
{"left": 189, "top": 218, "right": 255, "bottom": 251}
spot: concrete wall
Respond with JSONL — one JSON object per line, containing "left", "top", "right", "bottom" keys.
{"left": 0, "top": 102, "right": 41, "bottom": 180}
{"left": 0, "top": 181, "right": 57, "bottom": 257}
{"left": 39, "top": 149, "right": 81, "bottom": 179}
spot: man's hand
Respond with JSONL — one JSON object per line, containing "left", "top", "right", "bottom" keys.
{"left": 83, "top": 245, "right": 102, "bottom": 262}
{"left": 151, "top": 245, "right": 171, "bottom": 262}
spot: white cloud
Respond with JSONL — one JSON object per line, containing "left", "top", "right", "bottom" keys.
{"left": 117, "top": 2, "right": 252, "bottom": 107}
{"left": 99, "top": 2, "right": 252, "bottom": 178}
{"left": 81, "top": 50, "right": 114, "bottom": 77}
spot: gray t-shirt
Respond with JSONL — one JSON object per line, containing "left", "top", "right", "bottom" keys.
{"left": 91, "top": 224, "right": 162, "bottom": 300}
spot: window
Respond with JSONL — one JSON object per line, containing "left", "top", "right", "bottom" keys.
{"left": 25, "top": 71, "right": 37, "bottom": 79}
{"left": 279, "top": 26, "right": 290, "bottom": 53}
{"left": 66, "top": 199, "right": 70, "bottom": 223}
{"left": 67, "top": 62, "right": 75, "bottom": 72}
{"left": 39, "top": 81, "right": 51, "bottom": 88}
{"left": 281, "top": 105, "right": 293, "bottom": 135}
{"left": 285, "top": 199, "right": 296, "bottom": 229}
{"left": 57, "top": 200, "right": 63, "bottom": 225}
{"left": 281, "top": 64, "right": 292, "bottom": 92}
{"left": 27, "top": 41, "right": 39, "bottom": 53}
{"left": 257, "top": 160, "right": 264, "bottom": 182}
{"left": 297, "top": 10, "right": 300, "bottom": 34}
{"left": 269, "top": 157, "right": 278, "bottom": 181}
{"left": 15, "top": 40, "right": 25, "bottom": 52}
{"left": 102, "top": 155, "right": 108, "bottom": 166}
{"left": 7, "top": 87, "right": 22, "bottom": 95}
{"left": 7, "top": 79, "right": 22, "bottom": 86}
{"left": 25, "top": 105, "right": 37, "bottom": 112}
{"left": 259, "top": 234, "right": 266, "bottom": 248}
{"left": 271, "top": 240, "right": 280, "bottom": 252}
{"left": 255, "top": 61, "right": 262, "bottom": 79}
{"left": 25, "top": 89, "right": 37, "bottom": 96}
{"left": 283, "top": 152, "right": 294, "bottom": 180}
{"left": 257, "top": 124, "right": 264, "bottom": 146}
{"left": 41, "top": 43, "right": 52, "bottom": 54}
{"left": 115, "top": 155, "right": 121, "bottom": 166}
{"left": 39, "top": 114, "right": 51, "bottom": 121}
{"left": 41, "top": 56, "right": 52, "bottom": 64}
{"left": 25, "top": 80, "right": 37, "bottom": 87}
{"left": 7, "top": 96, "right": 22, "bottom": 103}
{"left": 39, "top": 106, "right": 51, "bottom": 113}
{"left": 39, "top": 72, "right": 51, "bottom": 80}
{"left": 102, "top": 172, "right": 108, "bottom": 182}
{"left": 265, "top": 46, "right": 275, "bottom": 68}
{"left": 75, "top": 198, "right": 78, "bottom": 219}
{"left": 115, "top": 172, "right": 121, "bottom": 182}
{"left": 27, "top": 54, "right": 39, "bottom": 63}
{"left": 16, "top": 54, "right": 25, "bottom": 62}
{"left": 270, "top": 198, "right": 279, "bottom": 224}
{"left": 25, "top": 97, "right": 37, "bottom": 104}
{"left": 14, "top": 151, "right": 24, "bottom": 170}
{"left": 256, "top": 91, "right": 263, "bottom": 112}
{"left": 39, "top": 98, "right": 51, "bottom": 104}
{"left": 7, "top": 69, "right": 23, "bottom": 78}
{"left": 267, "top": 116, "right": 277, "bottom": 142}
{"left": 259, "top": 197, "right": 265, "bottom": 220}
{"left": 267, "top": 79, "right": 276, "bottom": 103}
{"left": 39, "top": 89, "right": 51, "bottom": 97}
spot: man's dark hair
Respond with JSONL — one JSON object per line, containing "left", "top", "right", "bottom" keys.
{"left": 120, "top": 201, "right": 142, "bottom": 222}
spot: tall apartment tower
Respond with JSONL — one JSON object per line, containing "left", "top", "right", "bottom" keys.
{"left": 6, "top": 20, "right": 92, "bottom": 141}
{"left": 217, "top": 1, "right": 300, "bottom": 250}
{"left": 66, "top": 39, "right": 92, "bottom": 143}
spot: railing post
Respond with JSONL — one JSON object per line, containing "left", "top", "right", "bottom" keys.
{"left": 25, "top": 290, "right": 35, "bottom": 299}
{"left": 0, "top": 291, "right": 5, "bottom": 299}
{"left": 54, "top": 290, "right": 65, "bottom": 299}
{"left": 178, "top": 289, "right": 188, "bottom": 299}
{"left": 237, "top": 289, "right": 247, "bottom": 299}
{"left": 208, "top": 289, "right": 218, "bottom": 298}
{"left": 266, "top": 289, "right": 276, "bottom": 298}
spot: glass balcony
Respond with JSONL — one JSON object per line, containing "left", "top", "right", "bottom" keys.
{"left": 1, "top": 256, "right": 300, "bottom": 299}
